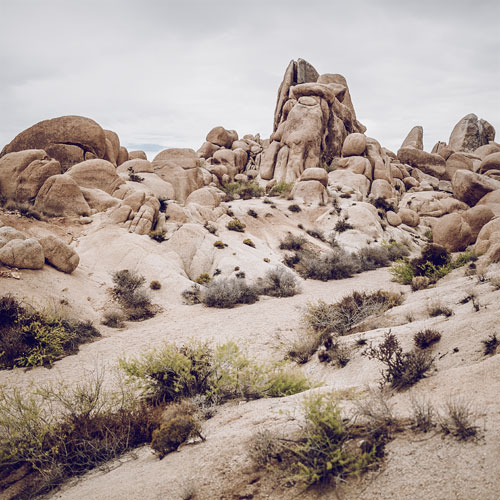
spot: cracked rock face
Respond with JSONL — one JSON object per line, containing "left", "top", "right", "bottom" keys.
{"left": 0, "top": 115, "right": 108, "bottom": 171}
{"left": 448, "top": 113, "right": 495, "bottom": 153}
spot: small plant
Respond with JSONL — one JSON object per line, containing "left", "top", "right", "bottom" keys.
{"left": 181, "top": 284, "right": 202, "bottom": 305}
{"left": 269, "top": 181, "right": 294, "bottom": 197}
{"left": 370, "top": 197, "right": 394, "bottom": 212}
{"left": 243, "top": 238, "right": 255, "bottom": 248}
{"left": 288, "top": 204, "right": 301, "bottom": 213}
{"left": 195, "top": 273, "right": 211, "bottom": 285}
{"left": 226, "top": 218, "right": 246, "bottom": 232}
{"left": 263, "top": 257, "right": 270, "bottom": 263}
{"left": 482, "top": 333, "right": 498, "bottom": 356}
{"left": 158, "top": 197, "right": 168, "bottom": 213}
{"left": 425, "top": 228, "right": 433, "bottom": 241}
{"left": 279, "top": 234, "right": 306, "bottom": 251}
{"left": 335, "top": 217, "right": 353, "bottom": 233}
{"left": 287, "top": 331, "right": 323, "bottom": 364}
{"left": 221, "top": 180, "right": 264, "bottom": 200}
{"left": 101, "top": 309, "right": 126, "bottom": 328}
{"left": 202, "top": 277, "right": 258, "bottom": 308}
{"left": 151, "top": 401, "right": 204, "bottom": 458}
{"left": 305, "top": 228, "right": 325, "bottom": 241}
{"left": 149, "top": 229, "right": 166, "bottom": 242}
{"left": 213, "top": 240, "right": 226, "bottom": 249}
{"left": 128, "top": 166, "right": 144, "bottom": 182}
{"left": 319, "top": 337, "right": 351, "bottom": 367}
{"left": 364, "top": 331, "right": 434, "bottom": 390}
{"left": 111, "top": 270, "right": 154, "bottom": 321}
{"left": 204, "top": 222, "right": 217, "bottom": 234}
{"left": 247, "top": 209, "right": 258, "bottom": 218}
{"left": 427, "top": 301, "right": 453, "bottom": 318}
{"left": 414, "top": 329, "right": 442, "bottom": 349}
{"left": 257, "top": 267, "right": 300, "bottom": 298}
{"left": 439, "top": 399, "right": 479, "bottom": 441}
{"left": 409, "top": 394, "right": 435, "bottom": 432}
{"left": 150, "top": 280, "right": 162, "bottom": 290}
{"left": 3, "top": 199, "right": 47, "bottom": 220}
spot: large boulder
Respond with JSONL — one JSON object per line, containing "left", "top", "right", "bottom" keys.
{"left": 432, "top": 213, "right": 472, "bottom": 252}
{"left": 0, "top": 226, "right": 27, "bottom": 247}
{"left": 341, "top": 133, "right": 367, "bottom": 157}
{"left": 400, "top": 126, "right": 423, "bottom": 150}
{"left": 475, "top": 218, "right": 500, "bottom": 255}
{"left": 206, "top": 127, "right": 233, "bottom": 149}
{"left": 152, "top": 148, "right": 203, "bottom": 203}
{"left": 66, "top": 159, "right": 125, "bottom": 194}
{"left": 336, "top": 156, "right": 372, "bottom": 177}
{"left": 452, "top": 169, "right": 500, "bottom": 206}
{"left": 117, "top": 159, "right": 153, "bottom": 174}
{"left": 478, "top": 152, "right": 500, "bottom": 175}
{"left": 185, "top": 187, "right": 222, "bottom": 208}
{"left": 445, "top": 152, "right": 478, "bottom": 180}
{"left": 0, "top": 150, "right": 61, "bottom": 202}
{"left": 370, "top": 179, "right": 394, "bottom": 200}
{"left": 0, "top": 238, "right": 44, "bottom": 269}
{"left": 197, "top": 141, "right": 220, "bottom": 159}
{"left": 473, "top": 143, "right": 500, "bottom": 160}
{"left": 398, "top": 208, "right": 420, "bottom": 227}
{"left": 397, "top": 147, "right": 446, "bottom": 178}
{"left": 34, "top": 175, "right": 90, "bottom": 216}
{"left": 291, "top": 180, "right": 328, "bottom": 205}
{"left": 299, "top": 167, "right": 328, "bottom": 187}
{"left": 0, "top": 116, "right": 107, "bottom": 171}
{"left": 38, "top": 235, "right": 79, "bottom": 273}
{"left": 103, "top": 130, "right": 120, "bottom": 165}
{"left": 463, "top": 205, "right": 495, "bottom": 241}
{"left": 448, "top": 113, "right": 495, "bottom": 152}
{"left": 399, "top": 191, "right": 466, "bottom": 217}
{"left": 328, "top": 170, "right": 370, "bottom": 197}
{"left": 128, "top": 150, "right": 147, "bottom": 160}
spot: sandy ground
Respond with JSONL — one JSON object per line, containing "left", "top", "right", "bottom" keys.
{"left": 1, "top": 206, "right": 500, "bottom": 500}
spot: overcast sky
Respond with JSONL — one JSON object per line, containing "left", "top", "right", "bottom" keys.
{"left": 1, "top": 0, "right": 499, "bottom": 159}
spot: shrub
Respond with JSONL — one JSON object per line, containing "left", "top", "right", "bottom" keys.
{"left": 149, "top": 229, "right": 167, "bottom": 242}
{"left": 195, "top": 273, "right": 211, "bottom": 285}
{"left": 305, "top": 228, "right": 325, "bottom": 241}
{"left": 247, "top": 209, "right": 258, "bottom": 218}
{"left": 101, "top": 309, "right": 126, "bottom": 328}
{"left": 213, "top": 240, "right": 226, "bottom": 249}
{"left": 111, "top": 270, "right": 154, "bottom": 320}
{"left": 201, "top": 277, "right": 258, "bottom": 308}
{"left": 304, "top": 290, "right": 403, "bottom": 336}
{"left": 0, "top": 371, "right": 162, "bottom": 498}
{"left": 3, "top": 199, "right": 47, "bottom": 220}
{"left": 409, "top": 394, "right": 435, "bottom": 433}
{"left": 127, "top": 167, "right": 144, "bottom": 182}
{"left": 287, "top": 331, "right": 323, "bottom": 364}
{"left": 0, "top": 295, "right": 100, "bottom": 369}
{"left": 427, "top": 301, "right": 453, "bottom": 317}
{"left": 181, "top": 284, "right": 202, "bottom": 305}
{"left": 364, "top": 331, "right": 434, "bottom": 390}
{"left": 279, "top": 234, "right": 306, "bottom": 251}
{"left": 482, "top": 333, "right": 498, "bottom": 356}
{"left": 370, "top": 197, "right": 394, "bottom": 212}
{"left": 358, "top": 246, "right": 390, "bottom": 270}
{"left": 158, "top": 197, "right": 168, "bottom": 213}
{"left": 300, "top": 248, "right": 361, "bottom": 281}
{"left": 414, "top": 329, "right": 442, "bottom": 349}
{"left": 226, "top": 218, "right": 246, "bottom": 232}
{"left": 150, "top": 280, "right": 162, "bottom": 290}
{"left": 288, "top": 204, "right": 301, "bottom": 213}
{"left": 258, "top": 267, "right": 300, "bottom": 298}
{"left": 221, "top": 180, "right": 264, "bottom": 200}
{"left": 243, "top": 238, "right": 255, "bottom": 248}
{"left": 319, "top": 337, "right": 351, "bottom": 367}
{"left": 334, "top": 217, "right": 353, "bottom": 233}
{"left": 439, "top": 399, "right": 479, "bottom": 441}
{"left": 269, "top": 181, "right": 294, "bottom": 197}
{"left": 119, "top": 340, "right": 312, "bottom": 404}
{"left": 151, "top": 401, "right": 204, "bottom": 458}
{"left": 204, "top": 222, "right": 217, "bottom": 234}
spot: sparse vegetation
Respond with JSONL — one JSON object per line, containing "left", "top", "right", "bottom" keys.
{"left": 213, "top": 240, "right": 226, "bottom": 249}
{"left": 110, "top": 269, "right": 155, "bottom": 320}
{"left": 226, "top": 218, "right": 246, "bottom": 232}
{"left": 364, "top": 331, "right": 434, "bottom": 390}
{"left": 482, "top": 333, "right": 498, "bottom": 356}
{"left": 221, "top": 180, "right": 264, "bottom": 200}
{"left": 257, "top": 267, "right": 300, "bottom": 298}
{"left": 243, "top": 238, "right": 255, "bottom": 248}
{"left": 300, "top": 248, "right": 360, "bottom": 281}
{"left": 2, "top": 199, "right": 47, "bottom": 220}
{"left": 201, "top": 277, "right": 258, "bottom": 308}
{"left": 427, "top": 301, "right": 453, "bottom": 317}
{"left": 195, "top": 273, "right": 211, "bottom": 285}
{"left": 0, "top": 295, "right": 100, "bottom": 369}
{"left": 334, "top": 217, "right": 353, "bottom": 232}
{"left": 269, "top": 181, "right": 294, "bottom": 197}
{"left": 414, "top": 329, "right": 442, "bottom": 349}
{"left": 288, "top": 204, "right": 301, "bottom": 213}
{"left": 247, "top": 208, "right": 258, "bottom": 218}
{"left": 409, "top": 394, "right": 435, "bottom": 433}
{"left": 279, "top": 233, "right": 306, "bottom": 251}
{"left": 149, "top": 229, "right": 167, "bottom": 242}
{"left": 204, "top": 221, "right": 217, "bottom": 234}
{"left": 150, "top": 280, "right": 162, "bottom": 290}
{"left": 101, "top": 309, "right": 126, "bottom": 328}
{"left": 439, "top": 399, "right": 479, "bottom": 441}
{"left": 127, "top": 166, "right": 144, "bottom": 182}
{"left": 306, "top": 228, "right": 325, "bottom": 241}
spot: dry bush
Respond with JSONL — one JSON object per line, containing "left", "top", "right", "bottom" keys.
{"left": 257, "top": 267, "right": 300, "bottom": 298}
{"left": 438, "top": 399, "right": 479, "bottom": 441}
{"left": 364, "top": 331, "right": 434, "bottom": 390}
{"left": 409, "top": 394, "right": 435, "bottom": 432}
{"left": 248, "top": 429, "right": 286, "bottom": 469}
{"left": 318, "top": 337, "right": 351, "bottom": 367}
{"left": 482, "top": 333, "right": 499, "bottom": 356}
{"left": 279, "top": 234, "right": 306, "bottom": 251}
{"left": 427, "top": 301, "right": 453, "bottom": 317}
{"left": 201, "top": 277, "right": 258, "bottom": 308}
{"left": 334, "top": 217, "right": 353, "bottom": 232}
{"left": 286, "top": 331, "right": 324, "bottom": 364}
{"left": 111, "top": 269, "right": 155, "bottom": 320}
{"left": 299, "top": 248, "right": 360, "bottom": 281}
{"left": 352, "top": 388, "right": 397, "bottom": 436}
{"left": 288, "top": 204, "right": 301, "bottom": 213}
{"left": 226, "top": 218, "right": 246, "bottom": 232}
{"left": 150, "top": 280, "right": 162, "bottom": 290}
{"left": 414, "top": 329, "right": 442, "bottom": 349}
{"left": 101, "top": 309, "right": 126, "bottom": 328}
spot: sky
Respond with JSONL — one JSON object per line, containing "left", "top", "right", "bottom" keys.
{"left": 1, "top": 0, "right": 499, "bottom": 159}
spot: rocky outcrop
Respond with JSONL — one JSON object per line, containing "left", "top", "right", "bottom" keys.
{"left": 400, "top": 126, "right": 423, "bottom": 150}
{"left": 0, "top": 115, "right": 108, "bottom": 171}
{"left": 448, "top": 114, "right": 495, "bottom": 152}
{"left": 478, "top": 152, "right": 500, "bottom": 175}
{"left": 432, "top": 213, "right": 472, "bottom": 252}
{"left": 66, "top": 159, "right": 124, "bottom": 195}
{"left": 38, "top": 235, "right": 80, "bottom": 273}
{"left": 452, "top": 169, "right": 500, "bottom": 206}
{"left": 397, "top": 148, "right": 446, "bottom": 178}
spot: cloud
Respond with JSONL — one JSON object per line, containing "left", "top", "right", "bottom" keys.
{"left": 1, "top": 0, "right": 499, "bottom": 155}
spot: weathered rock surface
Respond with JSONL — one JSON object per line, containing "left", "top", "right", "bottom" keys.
{"left": 128, "top": 151, "right": 147, "bottom": 160}
{"left": 0, "top": 238, "right": 44, "bottom": 269}
{"left": 448, "top": 113, "right": 495, "bottom": 152}
{"left": 0, "top": 115, "right": 107, "bottom": 171}
{"left": 38, "top": 235, "right": 79, "bottom": 273}
{"left": 400, "top": 126, "right": 423, "bottom": 150}
{"left": 397, "top": 147, "right": 446, "bottom": 178}
{"left": 432, "top": 213, "right": 472, "bottom": 252}
{"left": 35, "top": 175, "right": 90, "bottom": 216}
{"left": 206, "top": 127, "right": 234, "bottom": 149}
{"left": 0, "top": 226, "right": 27, "bottom": 247}
{"left": 478, "top": 152, "right": 500, "bottom": 175}
{"left": 341, "top": 133, "right": 367, "bottom": 157}
{"left": 452, "top": 169, "right": 500, "bottom": 206}
{"left": 117, "top": 159, "right": 154, "bottom": 174}
{"left": 463, "top": 205, "right": 495, "bottom": 241}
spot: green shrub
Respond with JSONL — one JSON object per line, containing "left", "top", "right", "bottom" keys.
{"left": 195, "top": 273, "right": 211, "bottom": 285}
{"left": 119, "top": 340, "right": 312, "bottom": 405}
{"left": 364, "top": 331, "right": 434, "bottom": 390}
{"left": 414, "top": 329, "right": 442, "bottom": 349}
{"left": 221, "top": 180, "right": 264, "bottom": 200}
{"left": 269, "top": 181, "right": 294, "bottom": 197}
{"left": 149, "top": 229, "right": 167, "bottom": 242}
{"left": 201, "top": 277, "right": 258, "bottom": 308}
{"left": 226, "top": 218, "right": 246, "bottom": 232}
{"left": 0, "top": 295, "right": 100, "bottom": 369}
{"left": 243, "top": 238, "right": 255, "bottom": 248}
{"left": 258, "top": 267, "right": 300, "bottom": 298}
{"left": 213, "top": 240, "right": 226, "bottom": 249}
{"left": 111, "top": 270, "right": 155, "bottom": 320}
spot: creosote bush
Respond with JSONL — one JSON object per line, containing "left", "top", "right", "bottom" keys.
{"left": 0, "top": 295, "right": 100, "bottom": 369}
{"left": 226, "top": 218, "right": 246, "bottom": 232}
{"left": 213, "top": 240, "right": 226, "bottom": 249}
{"left": 364, "top": 331, "right": 434, "bottom": 390}
{"left": 195, "top": 273, "right": 211, "bottom": 285}
{"left": 413, "top": 329, "right": 442, "bottom": 349}
{"left": 119, "top": 340, "right": 312, "bottom": 405}
{"left": 111, "top": 269, "right": 155, "bottom": 321}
